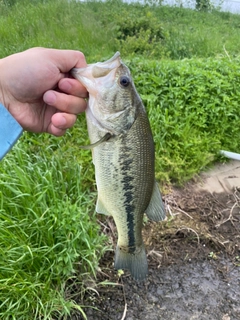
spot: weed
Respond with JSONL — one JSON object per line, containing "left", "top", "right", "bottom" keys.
{"left": 208, "top": 251, "right": 218, "bottom": 259}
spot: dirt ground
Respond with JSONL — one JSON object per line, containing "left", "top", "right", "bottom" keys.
{"left": 70, "top": 161, "right": 240, "bottom": 320}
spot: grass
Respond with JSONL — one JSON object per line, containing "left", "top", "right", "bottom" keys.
{"left": 154, "top": 6, "right": 240, "bottom": 59}
{"left": 84, "top": 1, "right": 240, "bottom": 59}
{"left": 1, "top": 0, "right": 240, "bottom": 318}
{"left": 1, "top": 0, "right": 240, "bottom": 60}
{"left": 0, "top": 140, "right": 107, "bottom": 319}
{"left": 0, "top": 0, "right": 115, "bottom": 60}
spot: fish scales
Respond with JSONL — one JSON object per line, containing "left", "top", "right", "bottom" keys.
{"left": 94, "top": 111, "right": 154, "bottom": 246}
{"left": 71, "top": 52, "right": 166, "bottom": 281}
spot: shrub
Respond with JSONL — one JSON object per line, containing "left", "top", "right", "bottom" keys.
{"left": 91, "top": 1, "right": 169, "bottom": 58}
{"left": 114, "top": 9, "right": 167, "bottom": 57}
{"left": 129, "top": 56, "right": 240, "bottom": 183}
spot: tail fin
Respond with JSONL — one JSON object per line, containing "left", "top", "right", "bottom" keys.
{"left": 114, "top": 245, "right": 148, "bottom": 281}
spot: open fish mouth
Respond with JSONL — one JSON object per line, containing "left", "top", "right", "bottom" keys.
{"left": 90, "top": 51, "right": 121, "bottom": 76}
{"left": 71, "top": 51, "right": 121, "bottom": 92}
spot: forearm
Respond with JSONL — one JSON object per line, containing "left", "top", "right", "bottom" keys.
{"left": 0, "top": 103, "right": 23, "bottom": 160}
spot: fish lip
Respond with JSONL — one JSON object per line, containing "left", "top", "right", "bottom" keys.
{"left": 71, "top": 52, "right": 122, "bottom": 94}
{"left": 99, "top": 51, "right": 120, "bottom": 66}
{"left": 71, "top": 52, "right": 121, "bottom": 77}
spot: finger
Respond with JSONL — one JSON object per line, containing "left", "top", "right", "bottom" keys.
{"left": 47, "top": 112, "right": 77, "bottom": 136}
{"left": 52, "top": 112, "right": 77, "bottom": 129}
{"left": 48, "top": 125, "right": 66, "bottom": 137}
{"left": 58, "top": 78, "right": 88, "bottom": 98}
{"left": 43, "top": 90, "right": 87, "bottom": 114}
{"left": 47, "top": 49, "right": 88, "bottom": 72}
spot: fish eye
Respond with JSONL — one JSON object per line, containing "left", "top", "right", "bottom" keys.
{"left": 119, "top": 76, "right": 130, "bottom": 87}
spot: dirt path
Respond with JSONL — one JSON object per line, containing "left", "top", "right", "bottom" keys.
{"left": 81, "top": 259, "right": 240, "bottom": 320}
{"left": 70, "top": 161, "right": 240, "bottom": 320}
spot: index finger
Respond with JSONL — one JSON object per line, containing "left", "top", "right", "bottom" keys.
{"left": 47, "top": 49, "right": 88, "bottom": 72}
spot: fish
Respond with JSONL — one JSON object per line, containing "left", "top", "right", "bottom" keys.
{"left": 71, "top": 52, "right": 166, "bottom": 281}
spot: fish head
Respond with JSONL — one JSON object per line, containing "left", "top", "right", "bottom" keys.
{"left": 71, "top": 52, "right": 141, "bottom": 135}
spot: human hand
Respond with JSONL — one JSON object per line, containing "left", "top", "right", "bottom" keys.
{"left": 0, "top": 47, "right": 88, "bottom": 136}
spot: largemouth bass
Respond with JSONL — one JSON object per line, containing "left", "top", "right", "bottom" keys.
{"left": 71, "top": 52, "right": 165, "bottom": 281}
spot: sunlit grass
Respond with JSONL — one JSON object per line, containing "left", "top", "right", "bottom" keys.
{"left": 0, "top": 143, "right": 107, "bottom": 319}
{"left": 0, "top": 0, "right": 115, "bottom": 60}
{"left": 155, "top": 6, "right": 240, "bottom": 59}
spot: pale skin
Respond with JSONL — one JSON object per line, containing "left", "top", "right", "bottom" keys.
{"left": 0, "top": 47, "right": 88, "bottom": 136}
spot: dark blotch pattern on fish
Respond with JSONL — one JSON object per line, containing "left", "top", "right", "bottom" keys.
{"left": 120, "top": 153, "right": 136, "bottom": 253}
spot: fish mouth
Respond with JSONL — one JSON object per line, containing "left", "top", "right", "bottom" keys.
{"left": 71, "top": 52, "right": 121, "bottom": 91}
{"left": 95, "top": 51, "right": 121, "bottom": 69}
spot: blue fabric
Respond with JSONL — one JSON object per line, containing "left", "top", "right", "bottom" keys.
{"left": 0, "top": 103, "right": 23, "bottom": 160}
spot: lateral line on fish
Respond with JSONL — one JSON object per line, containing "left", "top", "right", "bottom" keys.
{"left": 80, "top": 132, "right": 112, "bottom": 150}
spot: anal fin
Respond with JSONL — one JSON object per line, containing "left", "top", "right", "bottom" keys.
{"left": 145, "top": 181, "right": 166, "bottom": 221}
{"left": 96, "top": 197, "right": 111, "bottom": 215}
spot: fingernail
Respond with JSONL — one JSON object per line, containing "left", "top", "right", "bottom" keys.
{"left": 44, "top": 91, "right": 57, "bottom": 105}
{"left": 58, "top": 116, "right": 67, "bottom": 126}
{"left": 62, "top": 81, "right": 72, "bottom": 92}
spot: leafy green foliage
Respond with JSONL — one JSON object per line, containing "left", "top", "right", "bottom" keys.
{"left": 84, "top": 1, "right": 240, "bottom": 60}
{"left": 129, "top": 56, "right": 240, "bottom": 183}
{"left": 113, "top": 7, "right": 168, "bottom": 57}
{"left": 1, "top": 0, "right": 240, "bottom": 60}
{"left": 196, "top": 0, "right": 212, "bottom": 11}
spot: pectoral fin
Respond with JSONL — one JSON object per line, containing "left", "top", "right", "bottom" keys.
{"left": 96, "top": 197, "right": 111, "bottom": 215}
{"left": 145, "top": 181, "right": 166, "bottom": 221}
{"left": 80, "top": 133, "right": 112, "bottom": 150}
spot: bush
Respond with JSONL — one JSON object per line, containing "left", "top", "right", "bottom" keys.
{"left": 196, "top": 0, "right": 212, "bottom": 11}
{"left": 129, "top": 56, "right": 240, "bottom": 183}
{"left": 90, "top": 1, "right": 168, "bottom": 58}
{"left": 114, "top": 9, "right": 168, "bottom": 57}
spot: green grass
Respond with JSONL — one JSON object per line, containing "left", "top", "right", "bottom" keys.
{"left": 1, "top": 0, "right": 240, "bottom": 318}
{"left": 1, "top": 0, "right": 240, "bottom": 60}
{"left": 0, "top": 139, "right": 107, "bottom": 319}
{"left": 84, "top": 1, "right": 240, "bottom": 59}
{"left": 153, "top": 6, "right": 240, "bottom": 59}
{"left": 0, "top": 0, "right": 115, "bottom": 60}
